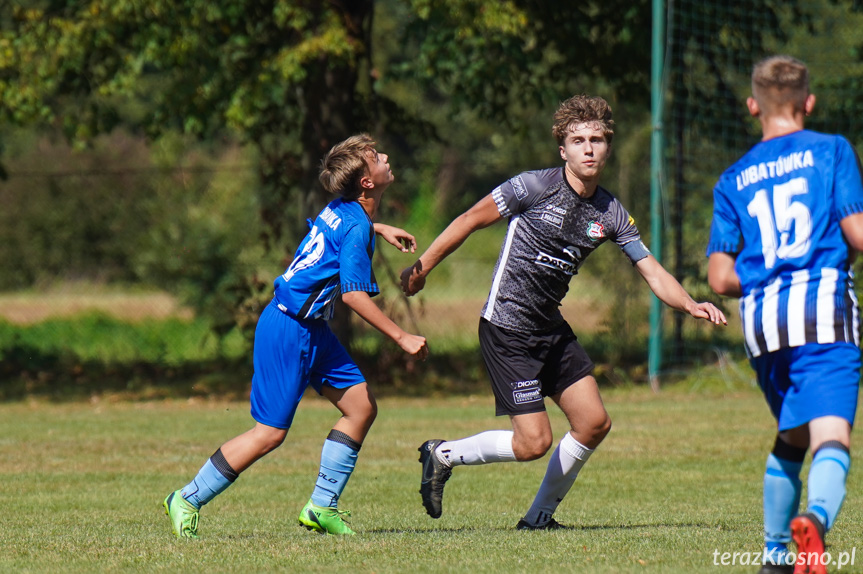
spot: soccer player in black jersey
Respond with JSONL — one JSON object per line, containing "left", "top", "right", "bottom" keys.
{"left": 401, "top": 94, "right": 726, "bottom": 529}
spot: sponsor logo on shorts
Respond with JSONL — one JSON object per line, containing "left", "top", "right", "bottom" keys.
{"left": 514, "top": 389, "right": 542, "bottom": 404}
{"left": 511, "top": 176, "right": 528, "bottom": 200}
{"left": 509, "top": 379, "right": 542, "bottom": 405}
{"left": 509, "top": 379, "right": 539, "bottom": 390}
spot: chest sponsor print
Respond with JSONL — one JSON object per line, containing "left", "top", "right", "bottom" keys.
{"left": 535, "top": 251, "right": 578, "bottom": 275}
{"left": 541, "top": 212, "right": 564, "bottom": 228}
{"left": 540, "top": 204, "right": 567, "bottom": 229}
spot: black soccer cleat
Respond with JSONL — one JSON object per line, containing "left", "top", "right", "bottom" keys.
{"left": 418, "top": 439, "right": 452, "bottom": 519}
{"left": 515, "top": 518, "right": 572, "bottom": 530}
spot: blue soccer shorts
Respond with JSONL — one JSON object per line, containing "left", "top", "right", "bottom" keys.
{"left": 249, "top": 300, "right": 366, "bottom": 429}
{"left": 750, "top": 342, "right": 861, "bottom": 431}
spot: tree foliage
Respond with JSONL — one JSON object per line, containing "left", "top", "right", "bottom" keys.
{"left": 394, "top": 0, "right": 652, "bottom": 123}
{"left": 1, "top": 1, "right": 382, "bottom": 243}
{"left": 0, "top": 0, "right": 661, "bottom": 349}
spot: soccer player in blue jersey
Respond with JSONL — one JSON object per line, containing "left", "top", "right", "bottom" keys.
{"left": 707, "top": 55, "right": 863, "bottom": 574}
{"left": 400, "top": 94, "right": 727, "bottom": 530}
{"left": 163, "top": 134, "right": 429, "bottom": 537}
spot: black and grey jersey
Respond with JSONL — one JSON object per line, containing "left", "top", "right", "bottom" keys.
{"left": 480, "top": 167, "right": 650, "bottom": 333}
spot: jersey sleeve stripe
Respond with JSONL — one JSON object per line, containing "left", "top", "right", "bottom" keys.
{"left": 492, "top": 186, "right": 511, "bottom": 218}
{"left": 706, "top": 239, "right": 740, "bottom": 255}
{"left": 341, "top": 281, "right": 379, "bottom": 294}
{"left": 837, "top": 201, "right": 863, "bottom": 218}
{"left": 850, "top": 287, "right": 860, "bottom": 347}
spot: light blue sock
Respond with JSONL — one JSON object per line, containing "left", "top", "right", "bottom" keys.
{"left": 181, "top": 448, "right": 239, "bottom": 509}
{"left": 763, "top": 452, "right": 803, "bottom": 561}
{"left": 807, "top": 443, "right": 851, "bottom": 530}
{"left": 311, "top": 430, "right": 361, "bottom": 508}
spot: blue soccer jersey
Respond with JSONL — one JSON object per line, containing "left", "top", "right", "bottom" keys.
{"left": 707, "top": 130, "right": 863, "bottom": 357}
{"left": 272, "top": 198, "right": 378, "bottom": 320}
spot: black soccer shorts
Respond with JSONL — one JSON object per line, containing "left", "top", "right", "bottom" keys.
{"left": 478, "top": 318, "right": 595, "bottom": 416}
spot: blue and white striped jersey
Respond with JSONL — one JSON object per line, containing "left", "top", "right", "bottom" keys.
{"left": 272, "top": 198, "right": 378, "bottom": 320}
{"left": 707, "top": 129, "right": 863, "bottom": 357}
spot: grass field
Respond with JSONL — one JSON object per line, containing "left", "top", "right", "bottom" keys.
{"left": 2, "top": 380, "right": 861, "bottom": 573}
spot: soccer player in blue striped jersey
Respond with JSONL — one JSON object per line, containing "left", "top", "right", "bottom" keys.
{"left": 707, "top": 55, "right": 863, "bottom": 574}
{"left": 164, "top": 134, "right": 429, "bottom": 538}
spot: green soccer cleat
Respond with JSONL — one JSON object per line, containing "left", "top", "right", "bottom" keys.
{"left": 163, "top": 490, "right": 200, "bottom": 539}
{"left": 298, "top": 499, "right": 355, "bottom": 536}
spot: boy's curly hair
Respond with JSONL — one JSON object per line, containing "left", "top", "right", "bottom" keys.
{"left": 552, "top": 95, "right": 614, "bottom": 146}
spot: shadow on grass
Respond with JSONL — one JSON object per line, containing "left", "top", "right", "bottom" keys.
{"left": 0, "top": 330, "right": 747, "bottom": 402}
{"left": 0, "top": 340, "right": 493, "bottom": 402}
{"left": 364, "top": 522, "right": 715, "bottom": 534}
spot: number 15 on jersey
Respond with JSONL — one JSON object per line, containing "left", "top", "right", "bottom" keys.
{"left": 747, "top": 177, "right": 812, "bottom": 269}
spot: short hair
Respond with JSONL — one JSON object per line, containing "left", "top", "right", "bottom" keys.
{"left": 319, "top": 133, "right": 376, "bottom": 200}
{"left": 751, "top": 55, "right": 809, "bottom": 115}
{"left": 552, "top": 95, "right": 615, "bottom": 146}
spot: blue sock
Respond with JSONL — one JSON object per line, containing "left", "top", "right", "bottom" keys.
{"left": 807, "top": 442, "right": 851, "bottom": 530}
{"left": 181, "top": 448, "right": 239, "bottom": 509}
{"left": 763, "top": 452, "right": 803, "bottom": 559}
{"left": 311, "top": 430, "right": 361, "bottom": 508}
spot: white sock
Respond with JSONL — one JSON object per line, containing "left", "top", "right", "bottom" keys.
{"left": 522, "top": 433, "right": 593, "bottom": 526}
{"left": 436, "top": 430, "right": 516, "bottom": 467}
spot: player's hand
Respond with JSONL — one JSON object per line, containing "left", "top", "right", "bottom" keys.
{"left": 400, "top": 262, "right": 426, "bottom": 296}
{"left": 687, "top": 301, "right": 727, "bottom": 325}
{"left": 374, "top": 223, "right": 417, "bottom": 253}
{"left": 398, "top": 333, "right": 429, "bottom": 360}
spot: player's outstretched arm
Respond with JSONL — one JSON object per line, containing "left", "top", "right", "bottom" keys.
{"left": 400, "top": 194, "right": 502, "bottom": 296}
{"left": 635, "top": 255, "right": 728, "bottom": 325}
{"left": 707, "top": 252, "right": 743, "bottom": 298}
{"left": 374, "top": 223, "right": 417, "bottom": 253}
{"left": 342, "top": 290, "right": 429, "bottom": 359}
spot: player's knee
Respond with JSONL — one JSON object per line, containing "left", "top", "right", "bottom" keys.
{"left": 578, "top": 413, "right": 611, "bottom": 448}
{"left": 358, "top": 397, "right": 378, "bottom": 424}
{"left": 513, "top": 432, "right": 553, "bottom": 461}
{"left": 595, "top": 413, "right": 612, "bottom": 441}
{"left": 341, "top": 394, "right": 377, "bottom": 424}
{"left": 258, "top": 428, "right": 288, "bottom": 452}
{"left": 516, "top": 445, "right": 550, "bottom": 462}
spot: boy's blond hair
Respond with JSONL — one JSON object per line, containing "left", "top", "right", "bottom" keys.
{"left": 751, "top": 55, "right": 810, "bottom": 115}
{"left": 552, "top": 95, "right": 615, "bottom": 145}
{"left": 319, "top": 134, "right": 376, "bottom": 200}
